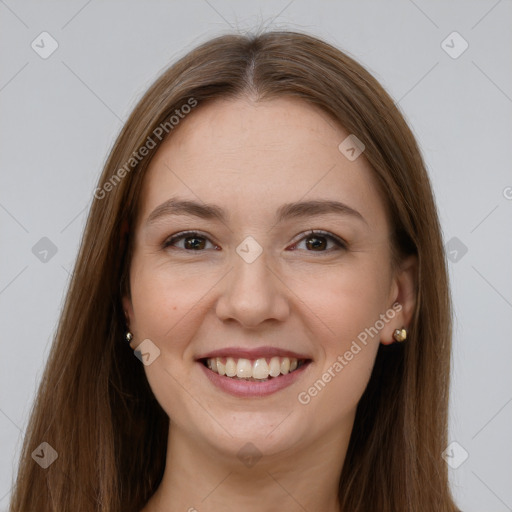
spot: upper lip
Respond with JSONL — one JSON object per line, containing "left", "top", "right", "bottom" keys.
{"left": 196, "top": 346, "right": 312, "bottom": 361}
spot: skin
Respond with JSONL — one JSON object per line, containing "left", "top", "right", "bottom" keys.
{"left": 123, "top": 96, "right": 417, "bottom": 512}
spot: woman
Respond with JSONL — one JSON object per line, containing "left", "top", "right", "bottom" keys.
{"left": 10, "top": 30, "right": 459, "bottom": 511}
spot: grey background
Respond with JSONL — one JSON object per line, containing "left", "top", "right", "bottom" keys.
{"left": 1, "top": 1, "right": 511, "bottom": 510}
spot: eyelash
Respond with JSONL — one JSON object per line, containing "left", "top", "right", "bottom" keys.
{"left": 162, "top": 229, "right": 347, "bottom": 253}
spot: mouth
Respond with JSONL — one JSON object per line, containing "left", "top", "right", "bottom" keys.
{"left": 200, "top": 356, "right": 310, "bottom": 382}
{"left": 195, "top": 348, "right": 313, "bottom": 397}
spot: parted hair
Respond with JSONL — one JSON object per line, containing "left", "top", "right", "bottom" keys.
{"left": 10, "top": 30, "right": 458, "bottom": 511}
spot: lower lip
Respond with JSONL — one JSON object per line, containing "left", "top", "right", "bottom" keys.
{"left": 198, "top": 361, "right": 312, "bottom": 397}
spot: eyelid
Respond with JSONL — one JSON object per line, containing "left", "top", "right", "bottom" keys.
{"left": 289, "top": 229, "right": 347, "bottom": 251}
{"left": 163, "top": 230, "right": 219, "bottom": 250}
{"left": 163, "top": 229, "right": 347, "bottom": 252}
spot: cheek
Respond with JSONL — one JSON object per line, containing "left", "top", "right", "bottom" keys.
{"left": 291, "top": 259, "right": 389, "bottom": 409}
{"left": 128, "top": 261, "right": 215, "bottom": 414}
{"left": 129, "top": 258, "right": 217, "bottom": 343}
{"left": 298, "top": 344, "right": 378, "bottom": 428}
{"left": 290, "top": 256, "right": 392, "bottom": 344}
{"left": 294, "top": 278, "right": 384, "bottom": 422}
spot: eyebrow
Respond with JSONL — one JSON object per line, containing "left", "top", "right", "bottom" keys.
{"left": 145, "top": 196, "right": 367, "bottom": 227}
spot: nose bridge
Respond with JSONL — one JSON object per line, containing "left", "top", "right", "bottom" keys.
{"left": 215, "top": 239, "right": 289, "bottom": 328}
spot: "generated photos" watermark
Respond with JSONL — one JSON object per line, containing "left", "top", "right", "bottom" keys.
{"left": 298, "top": 303, "right": 402, "bottom": 405}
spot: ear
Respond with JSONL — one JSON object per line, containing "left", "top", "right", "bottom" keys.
{"left": 380, "top": 254, "right": 417, "bottom": 345}
{"left": 122, "top": 295, "right": 136, "bottom": 349}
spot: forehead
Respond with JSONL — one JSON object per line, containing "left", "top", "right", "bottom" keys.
{"left": 137, "top": 96, "right": 389, "bottom": 234}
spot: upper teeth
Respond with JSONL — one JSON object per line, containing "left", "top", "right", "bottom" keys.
{"left": 206, "top": 357, "right": 300, "bottom": 380}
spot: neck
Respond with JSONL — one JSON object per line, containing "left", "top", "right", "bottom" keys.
{"left": 142, "top": 421, "right": 352, "bottom": 512}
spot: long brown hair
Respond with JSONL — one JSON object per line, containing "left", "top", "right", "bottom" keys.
{"left": 9, "top": 30, "right": 458, "bottom": 511}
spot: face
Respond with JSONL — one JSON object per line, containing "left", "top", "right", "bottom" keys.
{"left": 123, "top": 96, "right": 412, "bottom": 462}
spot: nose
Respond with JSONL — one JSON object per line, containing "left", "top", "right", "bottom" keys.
{"left": 215, "top": 248, "right": 290, "bottom": 329}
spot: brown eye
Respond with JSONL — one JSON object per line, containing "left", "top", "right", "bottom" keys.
{"left": 291, "top": 230, "right": 346, "bottom": 252}
{"left": 163, "top": 231, "right": 218, "bottom": 251}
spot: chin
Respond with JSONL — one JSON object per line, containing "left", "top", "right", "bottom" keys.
{"left": 196, "top": 410, "right": 309, "bottom": 460}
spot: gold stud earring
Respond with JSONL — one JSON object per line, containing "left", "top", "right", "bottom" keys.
{"left": 393, "top": 327, "right": 407, "bottom": 342}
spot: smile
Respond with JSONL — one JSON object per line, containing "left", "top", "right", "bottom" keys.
{"left": 202, "top": 356, "right": 307, "bottom": 381}
{"left": 196, "top": 347, "right": 313, "bottom": 397}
